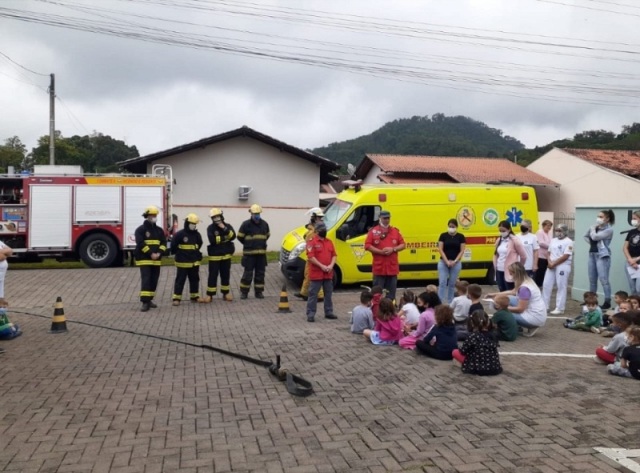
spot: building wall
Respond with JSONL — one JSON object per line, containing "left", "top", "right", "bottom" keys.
{"left": 146, "top": 136, "right": 322, "bottom": 251}
{"left": 528, "top": 148, "right": 640, "bottom": 215}
{"left": 572, "top": 205, "right": 638, "bottom": 303}
{"left": 362, "top": 165, "right": 382, "bottom": 184}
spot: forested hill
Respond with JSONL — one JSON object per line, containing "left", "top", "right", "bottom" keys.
{"left": 311, "top": 114, "right": 525, "bottom": 167}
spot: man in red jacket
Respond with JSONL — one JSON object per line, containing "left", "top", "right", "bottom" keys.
{"left": 305, "top": 222, "right": 337, "bottom": 323}
{"left": 364, "top": 210, "right": 405, "bottom": 302}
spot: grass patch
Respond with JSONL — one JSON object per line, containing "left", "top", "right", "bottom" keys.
{"left": 9, "top": 252, "right": 280, "bottom": 270}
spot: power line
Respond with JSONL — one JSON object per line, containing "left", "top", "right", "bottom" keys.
{"left": 0, "top": 50, "right": 49, "bottom": 76}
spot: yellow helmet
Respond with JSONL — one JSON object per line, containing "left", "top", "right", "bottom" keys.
{"left": 185, "top": 213, "right": 200, "bottom": 224}
{"left": 209, "top": 207, "right": 223, "bottom": 218}
{"left": 249, "top": 204, "right": 262, "bottom": 214}
{"left": 142, "top": 205, "right": 160, "bottom": 217}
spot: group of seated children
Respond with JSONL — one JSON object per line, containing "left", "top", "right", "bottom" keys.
{"left": 349, "top": 282, "right": 517, "bottom": 376}
{"left": 562, "top": 290, "right": 640, "bottom": 380}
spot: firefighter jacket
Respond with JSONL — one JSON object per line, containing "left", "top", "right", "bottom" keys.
{"left": 171, "top": 221, "right": 204, "bottom": 268}
{"left": 134, "top": 220, "right": 167, "bottom": 266}
{"left": 207, "top": 221, "right": 236, "bottom": 259}
{"left": 237, "top": 218, "right": 270, "bottom": 256}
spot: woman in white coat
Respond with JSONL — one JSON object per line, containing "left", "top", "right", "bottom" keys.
{"left": 542, "top": 224, "right": 574, "bottom": 315}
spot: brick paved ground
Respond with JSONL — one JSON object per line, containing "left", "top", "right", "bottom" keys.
{"left": 1, "top": 263, "right": 638, "bottom": 473}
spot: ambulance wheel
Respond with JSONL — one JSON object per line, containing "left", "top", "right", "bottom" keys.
{"left": 79, "top": 233, "right": 118, "bottom": 268}
{"left": 332, "top": 266, "right": 342, "bottom": 288}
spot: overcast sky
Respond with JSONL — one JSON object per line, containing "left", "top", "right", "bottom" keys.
{"left": 1, "top": 0, "right": 639, "bottom": 158}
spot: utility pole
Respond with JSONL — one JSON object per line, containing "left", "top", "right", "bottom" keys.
{"left": 49, "top": 73, "right": 55, "bottom": 165}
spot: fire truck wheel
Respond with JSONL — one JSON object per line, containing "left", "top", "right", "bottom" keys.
{"left": 79, "top": 233, "right": 118, "bottom": 268}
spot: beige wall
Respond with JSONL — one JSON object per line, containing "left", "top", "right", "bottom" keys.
{"left": 146, "top": 136, "right": 322, "bottom": 251}
{"left": 527, "top": 148, "right": 640, "bottom": 215}
{"left": 362, "top": 165, "right": 382, "bottom": 184}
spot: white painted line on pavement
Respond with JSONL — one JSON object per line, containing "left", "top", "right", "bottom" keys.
{"left": 499, "top": 352, "right": 593, "bottom": 358}
{"left": 594, "top": 447, "right": 640, "bottom": 472}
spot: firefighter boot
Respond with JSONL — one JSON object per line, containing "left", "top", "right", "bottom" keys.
{"left": 223, "top": 292, "right": 233, "bottom": 302}
{"left": 200, "top": 296, "right": 212, "bottom": 303}
{"left": 141, "top": 302, "right": 151, "bottom": 312}
{"left": 255, "top": 292, "right": 264, "bottom": 299}
{"left": 241, "top": 292, "right": 248, "bottom": 300}
{"left": 149, "top": 301, "right": 158, "bottom": 309}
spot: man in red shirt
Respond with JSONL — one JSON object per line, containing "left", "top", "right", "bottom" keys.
{"left": 364, "top": 210, "right": 405, "bottom": 301}
{"left": 306, "top": 222, "right": 338, "bottom": 323}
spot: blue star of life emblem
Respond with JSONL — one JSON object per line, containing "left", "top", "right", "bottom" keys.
{"left": 506, "top": 207, "right": 523, "bottom": 227}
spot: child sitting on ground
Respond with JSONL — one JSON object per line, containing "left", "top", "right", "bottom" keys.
{"left": 370, "top": 285, "right": 384, "bottom": 320}
{"left": 608, "top": 326, "right": 640, "bottom": 380}
{"left": 363, "top": 298, "right": 403, "bottom": 346}
{"left": 398, "top": 290, "right": 421, "bottom": 334}
{"left": 594, "top": 312, "right": 632, "bottom": 365}
{"left": 452, "top": 309, "right": 503, "bottom": 376}
{"left": 604, "top": 290, "right": 629, "bottom": 322}
{"left": 491, "top": 295, "right": 519, "bottom": 341}
{"left": 450, "top": 280, "right": 471, "bottom": 324}
{"left": 467, "top": 284, "right": 484, "bottom": 315}
{"left": 599, "top": 299, "right": 631, "bottom": 336}
{"left": 350, "top": 290, "right": 375, "bottom": 334}
{"left": 425, "top": 284, "right": 438, "bottom": 295}
{"left": 564, "top": 293, "right": 602, "bottom": 332}
{"left": 629, "top": 295, "right": 640, "bottom": 312}
{"left": 565, "top": 291, "right": 602, "bottom": 326}
{"left": 416, "top": 305, "right": 458, "bottom": 360}
{"left": 399, "top": 292, "right": 441, "bottom": 349}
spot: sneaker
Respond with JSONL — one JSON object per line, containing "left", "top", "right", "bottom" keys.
{"left": 307, "top": 316, "right": 315, "bottom": 323}
{"left": 550, "top": 309, "right": 564, "bottom": 315}
{"left": 255, "top": 293, "right": 264, "bottom": 299}
{"left": 200, "top": 296, "right": 212, "bottom": 303}
{"left": 565, "top": 318, "right": 573, "bottom": 324}
{"left": 140, "top": 302, "right": 151, "bottom": 312}
{"left": 240, "top": 293, "right": 248, "bottom": 300}
{"left": 172, "top": 300, "right": 180, "bottom": 306}
{"left": 522, "top": 327, "right": 540, "bottom": 338}
{"left": 593, "top": 355, "right": 607, "bottom": 364}
{"left": 601, "top": 300, "right": 611, "bottom": 310}
{"left": 149, "top": 301, "right": 158, "bottom": 309}
{"left": 590, "top": 326, "right": 601, "bottom": 334}
{"left": 324, "top": 314, "right": 338, "bottom": 320}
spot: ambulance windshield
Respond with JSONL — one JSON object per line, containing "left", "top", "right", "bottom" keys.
{"left": 322, "top": 199, "right": 351, "bottom": 230}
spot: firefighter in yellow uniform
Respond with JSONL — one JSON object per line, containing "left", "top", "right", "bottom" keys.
{"left": 171, "top": 213, "right": 204, "bottom": 305}
{"left": 135, "top": 205, "right": 167, "bottom": 312}
{"left": 237, "top": 204, "right": 270, "bottom": 299}
{"left": 203, "top": 208, "right": 236, "bottom": 302}
{"left": 294, "top": 207, "right": 325, "bottom": 301}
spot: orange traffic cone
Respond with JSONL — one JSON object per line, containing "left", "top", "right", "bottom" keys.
{"left": 50, "top": 296, "right": 68, "bottom": 333}
{"left": 277, "top": 285, "right": 292, "bottom": 313}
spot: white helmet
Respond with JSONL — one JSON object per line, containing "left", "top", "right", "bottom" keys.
{"left": 306, "top": 207, "right": 324, "bottom": 217}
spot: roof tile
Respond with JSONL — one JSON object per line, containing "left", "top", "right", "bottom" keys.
{"left": 562, "top": 148, "right": 640, "bottom": 178}
{"left": 364, "top": 154, "right": 557, "bottom": 186}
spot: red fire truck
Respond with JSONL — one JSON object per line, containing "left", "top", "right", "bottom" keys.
{"left": 0, "top": 165, "right": 171, "bottom": 267}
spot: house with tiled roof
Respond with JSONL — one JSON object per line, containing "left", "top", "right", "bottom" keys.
{"left": 118, "top": 126, "right": 340, "bottom": 251}
{"left": 354, "top": 154, "right": 558, "bottom": 187}
{"left": 526, "top": 148, "right": 640, "bottom": 217}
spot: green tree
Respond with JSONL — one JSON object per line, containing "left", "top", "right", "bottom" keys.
{"left": 0, "top": 136, "right": 28, "bottom": 172}
{"left": 29, "top": 131, "right": 139, "bottom": 172}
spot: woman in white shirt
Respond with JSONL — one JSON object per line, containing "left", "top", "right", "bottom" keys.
{"left": 488, "top": 261, "right": 547, "bottom": 337}
{"left": 517, "top": 219, "right": 539, "bottom": 278}
{"left": 542, "top": 224, "right": 574, "bottom": 315}
{"left": 534, "top": 220, "right": 553, "bottom": 287}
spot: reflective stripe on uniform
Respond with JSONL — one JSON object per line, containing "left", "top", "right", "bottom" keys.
{"left": 136, "top": 260, "right": 162, "bottom": 266}
{"left": 177, "top": 244, "right": 198, "bottom": 250}
{"left": 141, "top": 246, "right": 150, "bottom": 253}
{"left": 175, "top": 261, "right": 200, "bottom": 268}
{"left": 140, "top": 291, "right": 155, "bottom": 297}
{"left": 243, "top": 249, "right": 267, "bottom": 255}
{"left": 244, "top": 235, "right": 267, "bottom": 240}
{"left": 144, "top": 240, "right": 161, "bottom": 245}
{"left": 207, "top": 254, "right": 232, "bottom": 261}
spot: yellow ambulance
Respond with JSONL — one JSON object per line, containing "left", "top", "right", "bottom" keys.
{"left": 280, "top": 183, "right": 538, "bottom": 286}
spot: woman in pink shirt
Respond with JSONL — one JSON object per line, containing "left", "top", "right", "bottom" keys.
{"left": 493, "top": 220, "right": 527, "bottom": 292}
{"left": 535, "top": 220, "right": 553, "bottom": 287}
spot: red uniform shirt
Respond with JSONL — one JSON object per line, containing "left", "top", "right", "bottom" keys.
{"left": 364, "top": 225, "right": 405, "bottom": 276}
{"left": 306, "top": 235, "right": 337, "bottom": 280}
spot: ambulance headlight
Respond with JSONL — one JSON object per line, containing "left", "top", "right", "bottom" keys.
{"left": 289, "top": 242, "right": 306, "bottom": 261}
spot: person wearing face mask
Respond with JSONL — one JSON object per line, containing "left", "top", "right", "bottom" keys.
{"left": 517, "top": 219, "right": 539, "bottom": 279}
{"left": 305, "top": 222, "right": 337, "bottom": 322}
{"left": 437, "top": 218, "right": 466, "bottom": 303}
{"left": 623, "top": 209, "right": 640, "bottom": 295}
{"left": 237, "top": 204, "right": 270, "bottom": 299}
{"left": 542, "top": 224, "right": 574, "bottom": 315}
{"left": 534, "top": 220, "right": 553, "bottom": 287}
{"left": 364, "top": 210, "right": 406, "bottom": 302}
{"left": 170, "top": 214, "right": 205, "bottom": 305}
{"left": 203, "top": 208, "right": 236, "bottom": 303}
{"left": 584, "top": 209, "right": 615, "bottom": 309}
{"left": 493, "top": 220, "right": 527, "bottom": 292}
{"left": 134, "top": 205, "right": 168, "bottom": 312}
